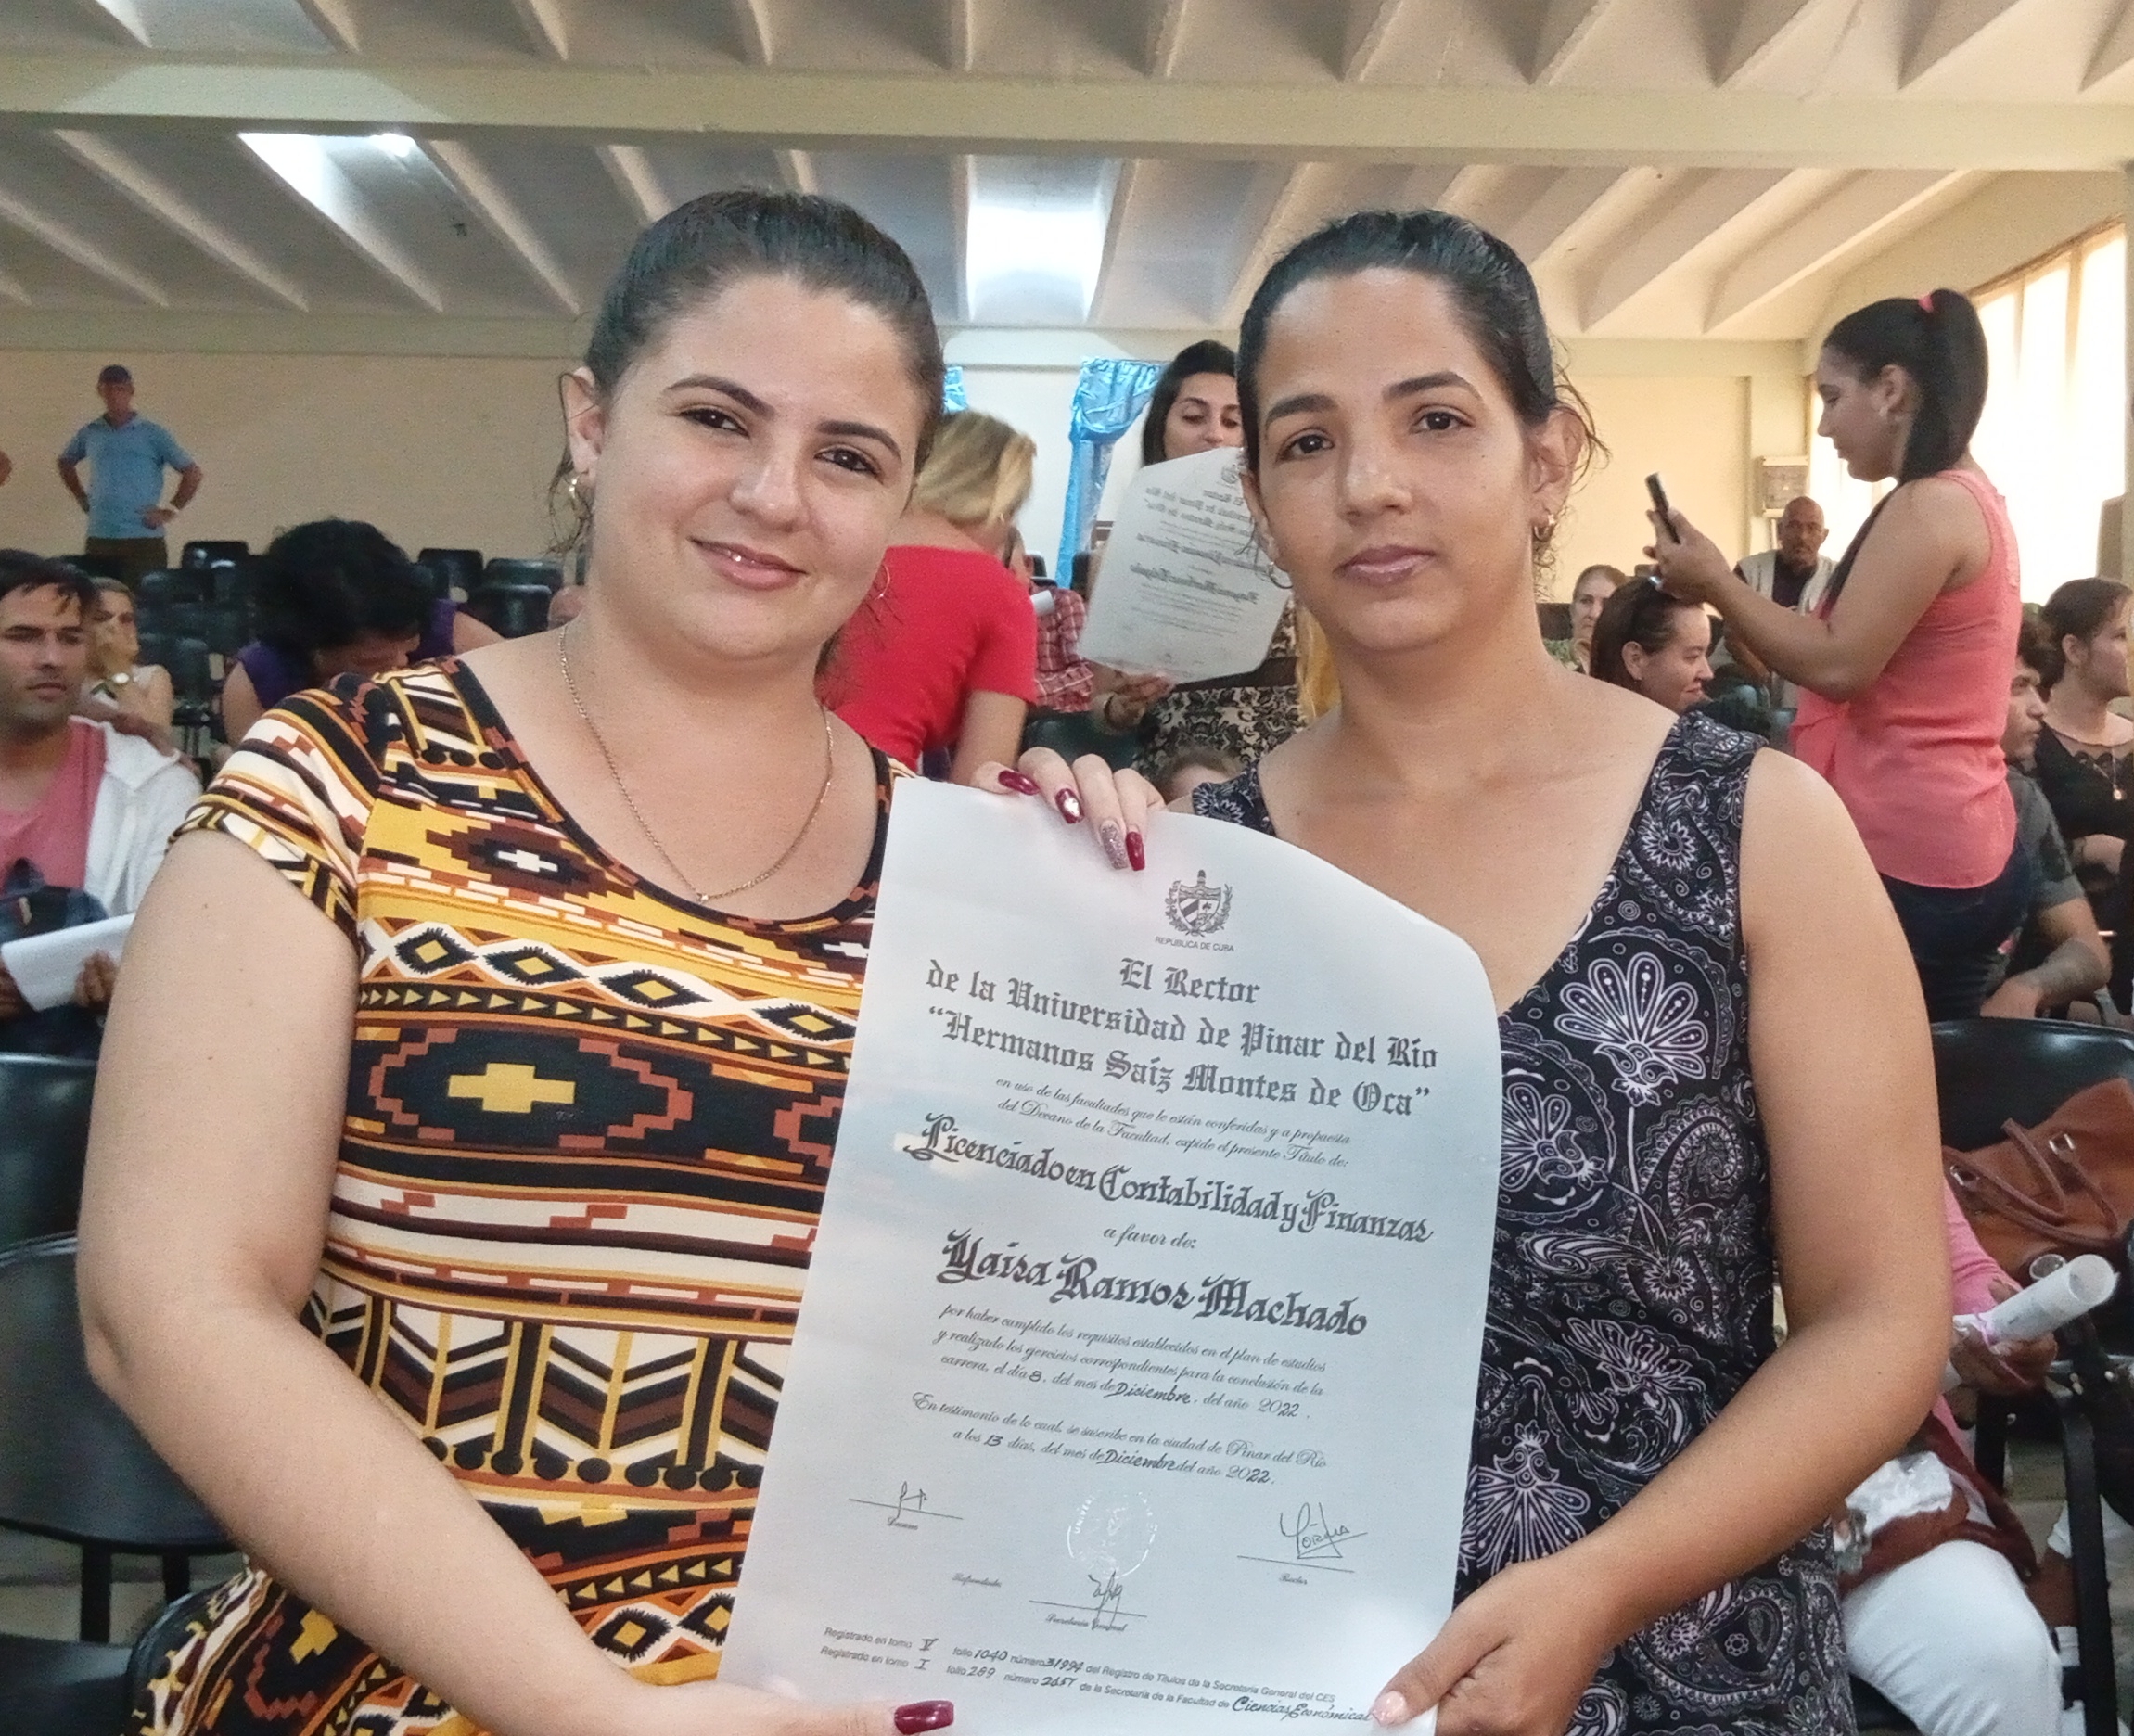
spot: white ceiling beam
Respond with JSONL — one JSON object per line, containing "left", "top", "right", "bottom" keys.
{"left": 1342, "top": 0, "right": 1408, "bottom": 81}
{"left": 596, "top": 143, "right": 671, "bottom": 224}
{"left": 1398, "top": 164, "right": 1463, "bottom": 208}
{"left": 775, "top": 149, "right": 819, "bottom": 195}
{"left": 1708, "top": 169, "right": 1969, "bottom": 327}
{"left": 239, "top": 133, "right": 443, "bottom": 312}
{"left": 1432, "top": 165, "right": 1502, "bottom": 221}
{"left": 1146, "top": 0, "right": 1192, "bottom": 77}
{"left": 725, "top": 0, "right": 773, "bottom": 64}
{"left": 1529, "top": 0, "right": 1625, "bottom": 84}
{"left": 1089, "top": 156, "right": 1145, "bottom": 324}
{"left": 50, "top": 129, "right": 309, "bottom": 309}
{"left": 19, "top": 59, "right": 2134, "bottom": 171}
{"left": 1719, "top": 0, "right": 1833, "bottom": 85}
{"left": 1501, "top": 166, "right": 1636, "bottom": 269}
{"left": 293, "top": 0, "right": 361, "bottom": 54}
{"left": 506, "top": 0, "right": 569, "bottom": 61}
{"left": 0, "top": 182, "right": 164, "bottom": 303}
{"left": 73, "top": 0, "right": 149, "bottom": 48}
{"left": 419, "top": 137, "right": 577, "bottom": 313}
{"left": 2085, "top": 0, "right": 2134, "bottom": 90}
{"left": 942, "top": 0, "right": 978, "bottom": 71}
{"left": 1900, "top": 0, "right": 2029, "bottom": 88}
{"left": 1584, "top": 168, "right": 1792, "bottom": 326}
{"left": 1218, "top": 162, "right": 1324, "bottom": 327}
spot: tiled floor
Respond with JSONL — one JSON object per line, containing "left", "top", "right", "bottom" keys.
{"left": 4, "top": 1446, "right": 2127, "bottom": 1730}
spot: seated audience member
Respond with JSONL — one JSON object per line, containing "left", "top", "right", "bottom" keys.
{"left": 1840, "top": 1186, "right": 2061, "bottom": 1736}
{"left": 1150, "top": 744, "right": 1242, "bottom": 804}
{"left": 1590, "top": 579, "right": 1713, "bottom": 712}
{"left": 547, "top": 582, "right": 587, "bottom": 630}
{"left": 0, "top": 551, "right": 198, "bottom": 1055}
{"left": 1014, "top": 532, "right": 1092, "bottom": 718}
{"left": 2031, "top": 578, "right": 2133, "bottom": 909}
{"left": 1725, "top": 496, "right": 1835, "bottom": 708}
{"left": 1547, "top": 563, "right": 1628, "bottom": 671}
{"left": 830, "top": 409, "right": 1039, "bottom": 784}
{"left": 1986, "top": 617, "right": 2108, "bottom": 1018}
{"left": 82, "top": 575, "right": 174, "bottom": 732}
{"left": 221, "top": 520, "right": 501, "bottom": 743}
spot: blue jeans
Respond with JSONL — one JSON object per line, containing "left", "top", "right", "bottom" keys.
{"left": 1881, "top": 840, "right": 2033, "bottom": 1023}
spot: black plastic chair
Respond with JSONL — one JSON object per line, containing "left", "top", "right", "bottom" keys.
{"left": 134, "top": 569, "right": 201, "bottom": 610}
{"left": 466, "top": 581, "right": 554, "bottom": 639}
{"left": 1931, "top": 1016, "right": 2134, "bottom": 1736}
{"left": 0, "top": 1236, "right": 226, "bottom": 1641}
{"left": 416, "top": 547, "right": 483, "bottom": 599}
{"left": 203, "top": 558, "right": 252, "bottom": 610}
{"left": 0, "top": 1053, "right": 96, "bottom": 1249}
{"left": 179, "top": 541, "right": 247, "bottom": 573}
{"left": 0, "top": 1632, "right": 131, "bottom": 1733}
{"left": 483, "top": 556, "right": 564, "bottom": 593}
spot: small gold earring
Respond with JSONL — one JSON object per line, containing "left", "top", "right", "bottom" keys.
{"left": 566, "top": 471, "right": 593, "bottom": 511}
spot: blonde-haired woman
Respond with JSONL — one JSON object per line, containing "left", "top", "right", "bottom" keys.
{"left": 831, "top": 408, "right": 1042, "bottom": 787}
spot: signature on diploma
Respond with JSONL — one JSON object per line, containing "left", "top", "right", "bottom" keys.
{"left": 1029, "top": 1569, "right": 1146, "bottom": 1633}
{"left": 850, "top": 1481, "right": 965, "bottom": 1530}
{"left": 1237, "top": 1503, "right": 1365, "bottom": 1575}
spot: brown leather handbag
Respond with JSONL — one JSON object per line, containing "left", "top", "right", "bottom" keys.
{"left": 1943, "top": 1077, "right": 2134, "bottom": 1278}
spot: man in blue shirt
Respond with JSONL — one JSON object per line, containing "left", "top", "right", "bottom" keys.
{"left": 57, "top": 364, "right": 203, "bottom": 588}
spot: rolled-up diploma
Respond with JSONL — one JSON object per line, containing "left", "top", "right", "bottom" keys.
{"left": 1940, "top": 1255, "right": 2119, "bottom": 1391}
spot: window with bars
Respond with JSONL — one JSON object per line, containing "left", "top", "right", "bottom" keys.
{"left": 1806, "top": 223, "right": 2126, "bottom": 600}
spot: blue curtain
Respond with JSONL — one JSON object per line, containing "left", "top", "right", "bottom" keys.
{"left": 942, "top": 364, "right": 967, "bottom": 413}
{"left": 1056, "top": 357, "right": 1163, "bottom": 581}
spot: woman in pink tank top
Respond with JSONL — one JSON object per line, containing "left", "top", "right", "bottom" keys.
{"left": 1650, "top": 288, "right": 2023, "bottom": 1020}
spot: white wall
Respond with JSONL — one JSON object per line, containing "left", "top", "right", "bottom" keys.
{"left": 0, "top": 334, "right": 1774, "bottom": 602}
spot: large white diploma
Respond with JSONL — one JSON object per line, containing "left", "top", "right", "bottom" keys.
{"left": 725, "top": 784, "right": 1501, "bottom": 1734}
{"left": 1074, "top": 446, "right": 1292, "bottom": 682}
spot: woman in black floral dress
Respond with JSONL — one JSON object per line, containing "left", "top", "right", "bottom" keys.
{"left": 1184, "top": 211, "right": 1949, "bottom": 1735}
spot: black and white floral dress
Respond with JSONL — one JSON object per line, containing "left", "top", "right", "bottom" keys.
{"left": 1193, "top": 711, "right": 1851, "bottom": 1735}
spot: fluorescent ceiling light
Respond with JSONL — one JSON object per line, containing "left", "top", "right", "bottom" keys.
{"left": 86, "top": 0, "right": 151, "bottom": 45}
{"left": 373, "top": 132, "right": 416, "bottom": 159}
{"left": 965, "top": 158, "right": 1116, "bottom": 326}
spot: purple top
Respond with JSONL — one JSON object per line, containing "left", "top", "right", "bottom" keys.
{"left": 236, "top": 597, "right": 457, "bottom": 714}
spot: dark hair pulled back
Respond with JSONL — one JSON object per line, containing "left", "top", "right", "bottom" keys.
{"left": 1235, "top": 209, "right": 1597, "bottom": 482}
{"left": 256, "top": 519, "right": 431, "bottom": 659}
{"left": 1590, "top": 580, "right": 1703, "bottom": 691}
{"left": 2042, "top": 575, "right": 2132, "bottom": 656}
{"left": 1140, "top": 340, "right": 1237, "bottom": 468}
{"left": 1822, "top": 289, "right": 1987, "bottom": 487}
{"left": 1817, "top": 289, "right": 1990, "bottom": 605}
{"left": 556, "top": 189, "right": 945, "bottom": 546}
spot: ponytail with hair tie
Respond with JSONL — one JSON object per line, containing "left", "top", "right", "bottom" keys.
{"left": 1816, "top": 285, "right": 1989, "bottom": 602}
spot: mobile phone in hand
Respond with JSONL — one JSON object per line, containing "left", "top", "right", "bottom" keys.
{"left": 1645, "top": 473, "right": 1680, "bottom": 542}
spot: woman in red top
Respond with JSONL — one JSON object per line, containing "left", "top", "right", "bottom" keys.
{"left": 1651, "top": 289, "right": 2022, "bottom": 1020}
{"left": 829, "top": 409, "right": 1039, "bottom": 783}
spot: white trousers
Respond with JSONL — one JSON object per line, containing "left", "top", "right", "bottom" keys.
{"left": 1842, "top": 1539, "right": 2060, "bottom": 1736}
{"left": 2047, "top": 1499, "right": 2134, "bottom": 1571}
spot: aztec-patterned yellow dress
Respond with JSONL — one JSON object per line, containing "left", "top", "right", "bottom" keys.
{"left": 136, "top": 660, "right": 894, "bottom": 1735}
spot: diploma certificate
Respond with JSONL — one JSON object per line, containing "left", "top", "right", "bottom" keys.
{"left": 1073, "top": 447, "right": 1291, "bottom": 682}
{"left": 725, "top": 785, "right": 1501, "bottom": 1733}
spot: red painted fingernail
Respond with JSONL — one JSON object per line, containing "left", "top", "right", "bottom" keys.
{"left": 1126, "top": 829, "right": 1146, "bottom": 872}
{"left": 895, "top": 1703, "right": 955, "bottom": 1733}
{"left": 998, "top": 770, "right": 1041, "bottom": 796}
{"left": 1056, "top": 788, "right": 1082, "bottom": 823}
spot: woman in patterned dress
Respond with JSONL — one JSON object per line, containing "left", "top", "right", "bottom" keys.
{"left": 77, "top": 193, "right": 1138, "bottom": 1736}
{"left": 1185, "top": 210, "right": 1949, "bottom": 1734}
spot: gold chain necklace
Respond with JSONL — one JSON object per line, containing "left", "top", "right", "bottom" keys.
{"left": 557, "top": 625, "right": 836, "bottom": 905}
